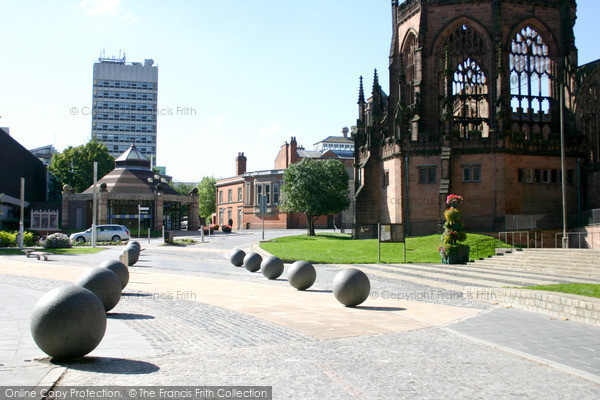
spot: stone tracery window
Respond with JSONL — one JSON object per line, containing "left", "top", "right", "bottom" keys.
{"left": 402, "top": 33, "right": 417, "bottom": 106}
{"left": 437, "top": 24, "right": 489, "bottom": 139}
{"left": 510, "top": 26, "right": 553, "bottom": 135}
{"left": 452, "top": 58, "right": 490, "bottom": 138}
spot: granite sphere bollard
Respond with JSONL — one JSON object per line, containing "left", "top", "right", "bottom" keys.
{"left": 332, "top": 268, "right": 371, "bottom": 307}
{"left": 76, "top": 267, "right": 122, "bottom": 311}
{"left": 287, "top": 260, "right": 316, "bottom": 290}
{"left": 261, "top": 256, "right": 284, "bottom": 280}
{"left": 30, "top": 285, "right": 107, "bottom": 359}
{"left": 122, "top": 246, "right": 139, "bottom": 266}
{"left": 229, "top": 249, "right": 246, "bottom": 267}
{"left": 243, "top": 252, "right": 263, "bottom": 272}
{"left": 129, "top": 240, "right": 141, "bottom": 249}
{"left": 99, "top": 259, "right": 129, "bottom": 289}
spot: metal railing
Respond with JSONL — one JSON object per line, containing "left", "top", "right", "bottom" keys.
{"left": 554, "top": 231, "right": 598, "bottom": 249}
{"left": 498, "top": 231, "right": 530, "bottom": 250}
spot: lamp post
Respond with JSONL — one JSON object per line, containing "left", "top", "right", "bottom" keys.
{"left": 559, "top": 82, "right": 568, "bottom": 248}
{"left": 92, "top": 162, "right": 98, "bottom": 248}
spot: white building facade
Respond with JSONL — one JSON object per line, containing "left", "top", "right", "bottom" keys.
{"left": 91, "top": 55, "right": 158, "bottom": 162}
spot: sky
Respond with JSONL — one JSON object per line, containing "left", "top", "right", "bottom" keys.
{"left": 0, "top": 0, "right": 599, "bottom": 182}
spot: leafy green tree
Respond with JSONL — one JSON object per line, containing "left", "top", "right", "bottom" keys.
{"left": 197, "top": 176, "right": 217, "bottom": 223}
{"left": 172, "top": 182, "right": 196, "bottom": 195}
{"left": 280, "top": 159, "right": 350, "bottom": 236}
{"left": 48, "top": 141, "right": 115, "bottom": 193}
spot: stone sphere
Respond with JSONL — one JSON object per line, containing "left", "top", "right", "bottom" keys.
{"left": 30, "top": 285, "right": 107, "bottom": 359}
{"left": 243, "top": 252, "right": 263, "bottom": 273}
{"left": 75, "top": 267, "right": 122, "bottom": 311}
{"left": 122, "top": 246, "right": 139, "bottom": 266}
{"left": 99, "top": 259, "right": 129, "bottom": 289}
{"left": 128, "top": 241, "right": 141, "bottom": 251}
{"left": 261, "top": 256, "right": 284, "bottom": 280}
{"left": 229, "top": 249, "right": 246, "bottom": 267}
{"left": 332, "top": 268, "right": 371, "bottom": 307}
{"left": 287, "top": 261, "right": 316, "bottom": 290}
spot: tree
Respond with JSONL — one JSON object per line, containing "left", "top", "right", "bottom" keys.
{"left": 172, "top": 182, "right": 196, "bottom": 195}
{"left": 197, "top": 176, "right": 217, "bottom": 224}
{"left": 48, "top": 141, "right": 115, "bottom": 193}
{"left": 280, "top": 159, "right": 350, "bottom": 236}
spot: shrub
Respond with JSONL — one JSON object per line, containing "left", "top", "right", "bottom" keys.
{"left": 0, "top": 230, "right": 37, "bottom": 247}
{"left": 43, "top": 233, "right": 72, "bottom": 249}
{"left": 0, "top": 231, "right": 16, "bottom": 247}
{"left": 210, "top": 224, "right": 219, "bottom": 231}
{"left": 203, "top": 226, "right": 214, "bottom": 234}
{"left": 222, "top": 225, "right": 232, "bottom": 233}
{"left": 438, "top": 194, "right": 468, "bottom": 258}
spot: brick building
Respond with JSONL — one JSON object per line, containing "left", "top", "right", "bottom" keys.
{"left": 354, "top": 0, "right": 600, "bottom": 236}
{"left": 216, "top": 133, "right": 355, "bottom": 230}
{"left": 61, "top": 144, "right": 199, "bottom": 231}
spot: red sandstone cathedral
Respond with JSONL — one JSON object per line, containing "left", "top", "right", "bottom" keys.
{"left": 353, "top": 0, "right": 600, "bottom": 236}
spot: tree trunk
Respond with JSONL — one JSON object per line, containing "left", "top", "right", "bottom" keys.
{"left": 306, "top": 214, "right": 316, "bottom": 236}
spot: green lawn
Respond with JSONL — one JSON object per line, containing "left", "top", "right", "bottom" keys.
{"left": 520, "top": 283, "right": 600, "bottom": 299}
{"left": 260, "top": 232, "right": 501, "bottom": 264}
{"left": 0, "top": 247, "right": 106, "bottom": 255}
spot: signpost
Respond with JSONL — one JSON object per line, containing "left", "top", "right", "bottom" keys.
{"left": 138, "top": 205, "right": 149, "bottom": 238}
{"left": 378, "top": 223, "right": 406, "bottom": 263}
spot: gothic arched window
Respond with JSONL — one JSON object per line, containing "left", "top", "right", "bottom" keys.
{"left": 437, "top": 24, "right": 489, "bottom": 139}
{"left": 402, "top": 33, "right": 417, "bottom": 106}
{"left": 510, "top": 26, "right": 553, "bottom": 135}
{"left": 452, "top": 58, "right": 490, "bottom": 138}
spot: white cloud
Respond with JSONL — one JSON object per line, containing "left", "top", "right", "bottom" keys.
{"left": 259, "top": 122, "right": 281, "bottom": 137}
{"left": 122, "top": 13, "right": 142, "bottom": 22}
{"left": 79, "top": 0, "right": 122, "bottom": 16}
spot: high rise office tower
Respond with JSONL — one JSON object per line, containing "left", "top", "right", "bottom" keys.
{"left": 91, "top": 52, "right": 158, "bottom": 162}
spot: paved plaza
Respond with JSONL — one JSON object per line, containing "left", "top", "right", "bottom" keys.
{"left": 1, "top": 230, "right": 599, "bottom": 399}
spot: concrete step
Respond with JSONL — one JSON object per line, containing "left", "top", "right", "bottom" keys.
{"left": 473, "top": 259, "right": 600, "bottom": 271}
{"left": 467, "top": 263, "right": 600, "bottom": 280}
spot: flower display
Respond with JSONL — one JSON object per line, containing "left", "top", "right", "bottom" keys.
{"left": 438, "top": 194, "right": 468, "bottom": 263}
{"left": 44, "top": 233, "right": 72, "bottom": 249}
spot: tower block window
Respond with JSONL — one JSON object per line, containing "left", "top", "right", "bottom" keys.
{"left": 452, "top": 58, "right": 490, "bottom": 138}
{"left": 510, "top": 26, "right": 553, "bottom": 137}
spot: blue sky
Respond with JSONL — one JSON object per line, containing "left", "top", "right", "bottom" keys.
{"left": 0, "top": 0, "right": 598, "bottom": 182}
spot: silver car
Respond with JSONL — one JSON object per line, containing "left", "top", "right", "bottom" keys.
{"left": 70, "top": 224, "right": 130, "bottom": 243}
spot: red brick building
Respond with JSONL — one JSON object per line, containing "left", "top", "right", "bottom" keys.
{"left": 216, "top": 134, "right": 355, "bottom": 230}
{"left": 354, "top": 0, "right": 600, "bottom": 236}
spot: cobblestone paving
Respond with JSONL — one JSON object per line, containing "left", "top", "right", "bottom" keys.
{"left": 55, "top": 329, "right": 600, "bottom": 399}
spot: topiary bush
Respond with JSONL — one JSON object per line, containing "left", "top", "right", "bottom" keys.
{"left": 43, "top": 233, "right": 72, "bottom": 249}
{"left": 438, "top": 194, "right": 469, "bottom": 263}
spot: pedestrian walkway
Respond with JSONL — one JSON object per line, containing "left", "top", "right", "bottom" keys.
{"left": 2, "top": 247, "right": 600, "bottom": 397}
{"left": 0, "top": 283, "right": 155, "bottom": 388}
{"left": 448, "top": 307, "right": 600, "bottom": 384}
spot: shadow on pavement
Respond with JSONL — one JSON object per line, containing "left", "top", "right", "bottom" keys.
{"left": 305, "top": 289, "right": 333, "bottom": 293}
{"left": 52, "top": 357, "right": 159, "bottom": 374}
{"left": 107, "top": 313, "right": 155, "bottom": 320}
{"left": 353, "top": 306, "right": 407, "bottom": 312}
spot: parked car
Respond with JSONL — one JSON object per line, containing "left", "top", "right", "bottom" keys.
{"left": 70, "top": 224, "right": 130, "bottom": 243}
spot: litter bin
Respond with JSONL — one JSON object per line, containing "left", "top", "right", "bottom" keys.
{"left": 164, "top": 231, "right": 174, "bottom": 243}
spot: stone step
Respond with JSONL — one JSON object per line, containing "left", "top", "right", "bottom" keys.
{"left": 473, "top": 259, "right": 600, "bottom": 272}
{"left": 467, "top": 264, "right": 600, "bottom": 280}
{"left": 381, "top": 263, "right": 572, "bottom": 286}
{"left": 446, "top": 262, "right": 600, "bottom": 284}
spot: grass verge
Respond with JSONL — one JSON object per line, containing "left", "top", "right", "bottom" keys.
{"left": 0, "top": 247, "right": 106, "bottom": 255}
{"left": 518, "top": 283, "right": 600, "bottom": 299}
{"left": 260, "top": 232, "right": 502, "bottom": 264}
